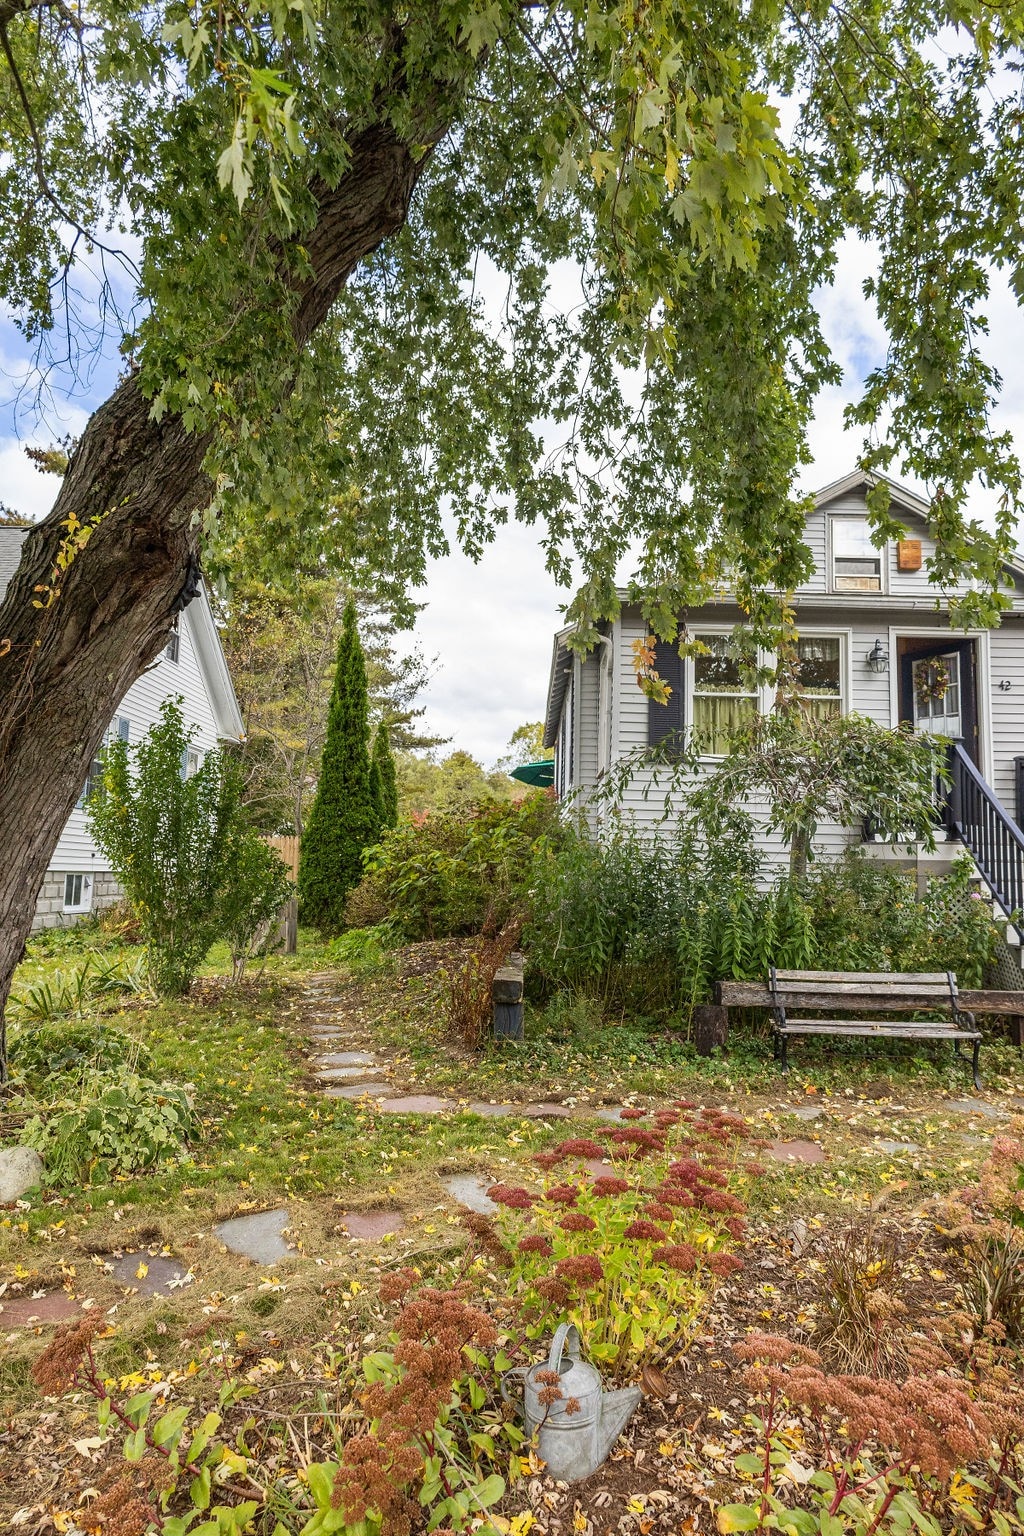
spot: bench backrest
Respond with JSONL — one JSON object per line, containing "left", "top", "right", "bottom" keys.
{"left": 765, "top": 967, "right": 956, "bottom": 1016}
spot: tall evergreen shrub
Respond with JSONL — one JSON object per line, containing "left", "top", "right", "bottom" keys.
{"left": 299, "top": 599, "right": 376, "bottom": 934}
{"left": 370, "top": 725, "right": 399, "bottom": 832}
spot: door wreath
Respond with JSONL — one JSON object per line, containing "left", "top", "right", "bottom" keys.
{"left": 914, "top": 657, "right": 952, "bottom": 708}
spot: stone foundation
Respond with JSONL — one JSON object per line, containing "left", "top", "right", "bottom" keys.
{"left": 31, "top": 871, "right": 123, "bottom": 931}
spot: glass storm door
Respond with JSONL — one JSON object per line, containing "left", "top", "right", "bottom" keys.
{"left": 912, "top": 651, "right": 962, "bottom": 739}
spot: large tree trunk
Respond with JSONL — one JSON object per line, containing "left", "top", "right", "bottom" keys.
{"left": 0, "top": 118, "right": 445, "bottom": 1081}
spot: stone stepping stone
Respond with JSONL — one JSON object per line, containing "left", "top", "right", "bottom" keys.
{"left": 947, "top": 1098, "right": 1001, "bottom": 1119}
{"left": 521, "top": 1102, "right": 572, "bottom": 1120}
{"left": 108, "top": 1251, "right": 192, "bottom": 1297}
{"left": 338, "top": 1210, "right": 406, "bottom": 1240}
{"left": 465, "top": 1102, "right": 520, "bottom": 1118}
{"left": 324, "top": 1083, "right": 387, "bottom": 1100}
{"left": 442, "top": 1174, "right": 498, "bottom": 1214}
{"left": 765, "top": 1139, "right": 826, "bottom": 1165}
{"left": 377, "top": 1095, "right": 455, "bottom": 1114}
{"left": 316, "top": 1052, "right": 377, "bottom": 1068}
{"left": 579, "top": 1158, "right": 614, "bottom": 1178}
{"left": 788, "top": 1104, "right": 825, "bottom": 1122}
{"left": 215, "top": 1209, "right": 295, "bottom": 1264}
{"left": 315, "top": 1065, "right": 386, "bottom": 1082}
{"left": 0, "top": 1292, "right": 81, "bottom": 1327}
{"left": 873, "top": 1140, "right": 921, "bottom": 1155}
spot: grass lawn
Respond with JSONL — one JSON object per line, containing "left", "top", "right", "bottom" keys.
{"left": 2, "top": 924, "right": 1023, "bottom": 1532}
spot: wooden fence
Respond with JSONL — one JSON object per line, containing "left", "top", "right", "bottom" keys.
{"left": 264, "top": 835, "right": 300, "bottom": 953}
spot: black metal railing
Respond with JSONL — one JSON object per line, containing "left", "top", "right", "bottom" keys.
{"left": 947, "top": 742, "right": 1024, "bottom": 935}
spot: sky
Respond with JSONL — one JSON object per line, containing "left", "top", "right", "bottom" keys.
{"left": 4, "top": 233, "right": 1024, "bottom": 769}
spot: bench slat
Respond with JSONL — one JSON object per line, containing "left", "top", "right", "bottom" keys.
{"left": 772, "top": 969, "right": 949, "bottom": 984}
{"left": 780, "top": 1022, "right": 980, "bottom": 1040}
{"left": 717, "top": 983, "right": 1024, "bottom": 1014}
{"left": 722, "top": 991, "right": 956, "bottom": 1014}
{"left": 770, "top": 982, "right": 953, "bottom": 999}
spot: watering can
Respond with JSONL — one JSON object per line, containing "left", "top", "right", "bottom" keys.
{"left": 501, "top": 1323, "right": 642, "bottom": 1483}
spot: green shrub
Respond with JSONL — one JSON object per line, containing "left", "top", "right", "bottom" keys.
{"left": 10, "top": 953, "right": 149, "bottom": 1023}
{"left": 20, "top": 1068, "right": 197, "bottom": 1186}
{"left": 88, "top": 700, "right": 293, "bottom": 995}
{"left": 218, "top": 834, "right": 294, "bottom": 980}
{"left": 326, "top": 923, "right": 397, "bottom": 973}
{"left": 352, "top": 793, "right": 558, "bottom": 940}
{"left": 8, "top": 1020, "right": 152, "bottom": 1085}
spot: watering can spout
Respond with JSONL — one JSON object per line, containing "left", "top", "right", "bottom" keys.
{"left": 598, "top": 1386, "right": 643, "bottom": 1460}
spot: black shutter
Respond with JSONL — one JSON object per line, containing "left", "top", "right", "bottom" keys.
{"left": 647, "top": 640, "right": 685, "bottom": 755}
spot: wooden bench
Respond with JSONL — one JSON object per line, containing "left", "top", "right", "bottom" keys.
{"left": 718, "top": 968, "right": 984, "bottom": 1087}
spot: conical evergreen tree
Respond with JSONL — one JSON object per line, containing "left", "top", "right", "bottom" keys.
{"left": 370, "top": 724, "right": 399, "bottom": 833}
{"left": 298, "top": 600, "right": 376, "bottom": 934}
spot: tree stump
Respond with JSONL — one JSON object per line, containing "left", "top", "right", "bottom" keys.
{"left": 693, "top": 1004, "right": 728, "bottom": 1057}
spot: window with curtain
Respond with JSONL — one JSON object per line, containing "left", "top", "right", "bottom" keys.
{"left": 692, "top": 634, "right": 757, "bottom": 753}
{"left": 793, "top": 635, "right": 843, "bottom": 721}
{"left": 832, "top": 519, "right": 882, "bottom": 591}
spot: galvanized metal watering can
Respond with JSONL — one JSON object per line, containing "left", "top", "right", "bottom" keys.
{"left": 501, "top": 1323, "right": 641, "bottom": 1482}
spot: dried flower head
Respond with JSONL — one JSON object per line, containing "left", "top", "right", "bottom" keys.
{"left": 518, "top": 1234, "right": 554, "bottom": 1256}
{"left": 532, "top": 1151, "right": 563, "bottom": 1171}
{"left": 31, "top": 1307, "right": 105, "bottom": 1396}
{"left": 590, "top": 1176, "right": 630, "bottom": 1197}
{"left": 553, "top": 1139, "right": 607, "bottom": 1160}
{"left": 708, "top": 1251, "right": 743, "bottom": 1278}
{"left": 545, "top": 1183, "right": 580, "bottom": 1206}
{"left": 379, "top": 1268, "right": 420, "bottom": 1304}
{"left": 619, "top": 1108, "right": 648, "bottom": 1120}
{"left": 653, "top": 1243, "right": 698, "bottom": 1272}
{"left": 556, "top": 1254, "right": 604, "bottom": 1285}
{"left": 559, "top": 1211, "right": 597, "bottom": 1232}
{"left": 486, "top": 1184, "right": 534, "bottom": 1209}
{"left": 622, "top": 1220, "right": 667, "bottom": 1242}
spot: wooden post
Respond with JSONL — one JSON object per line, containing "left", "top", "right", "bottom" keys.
{"left": 493, "top": 951, "right": 525, "bottom": 1042}
{"left": 694, "top": 1003, "right": 728, "bottom": 1057}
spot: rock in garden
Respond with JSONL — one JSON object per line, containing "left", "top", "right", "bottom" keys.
{"left": 0, "top": 1147, "right": 44, "bottom": 1203}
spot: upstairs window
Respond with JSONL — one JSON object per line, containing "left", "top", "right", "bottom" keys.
{"left": 832, "top": 518, "right": 883, "bottom": 592}
{"left": 165, "top": 617, "right": 180, "bottom": 663}
{"left": 181, "top": 746, "right": 201, "bottom": 780}
{"left": 78, "top": 718, "right": 129, "bottom": 806}
{"left": 692, "top": 634, "right": 758, "bottom": 754}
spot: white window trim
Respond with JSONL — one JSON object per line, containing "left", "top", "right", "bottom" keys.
{"left": 827, "top": 514, "right": 889, "bottom": 596}
{"left": 789, "top": 626, "right": 851, "bottom": 719}
{"left": 684, "top": 626, "right": 851, "bottom": 759}
{"left": 685, "top": 625, "right": 770, "bottom": 761}
{"left": 63, "top": 872, "right": 93, "bottom": 914}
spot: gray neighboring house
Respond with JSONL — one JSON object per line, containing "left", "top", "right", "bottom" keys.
{"left": 543, "top": 470, "right": 1024, "bottom": 954}
{"left": 0, "top": 527, "right": 245, "bottom": 930}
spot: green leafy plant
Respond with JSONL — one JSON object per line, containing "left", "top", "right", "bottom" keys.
{"left": 326, "top": 923, "right": 398, "bottom": 974}
{"left": 20, "top": 1068, "right": 198, "bottom": 1185}
{"left": 355, "top": 794, "right": 557, "bottom": 942}
{"left": 10, "top": 952, "right": 150, "bottom": 1024}
{"left": 718, "top": 1331, "right": 1024, "bottom": 1536}
{"left": 481, "top": 1104, "right": 753, "bottom": 1371}
{"left": 218, "top": 833, "right": 294, "bottom": 980}
{"left": 87, "top": 699, "right": 243, "bottom": 995}
{"left": 8, "top": 1019, "right": 152, "bottom": 1085}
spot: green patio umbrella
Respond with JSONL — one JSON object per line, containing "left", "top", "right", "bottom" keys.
{"left": 509, "top": 758, "right": 555, "bottom": 788}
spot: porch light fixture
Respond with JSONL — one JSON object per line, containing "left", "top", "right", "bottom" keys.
{"left": 865, "top": 639, "right": 889, "bottom": 674}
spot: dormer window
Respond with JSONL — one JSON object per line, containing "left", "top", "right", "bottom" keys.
{"left": 832, "top": 518, "right": 883, "bottom": 592}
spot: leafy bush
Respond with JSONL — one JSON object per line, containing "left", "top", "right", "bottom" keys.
{"left": 525, "top": 815, "right": 1002, "bottom": 1016}
{"left": 325, "top": 922, "right": 398, "bottom": 973}
{"left": 8, "top": 1019, "right": 152, "bottom": 1086}
{"left": 351, "top": 793, "right": 558, "bottom": 940}
{"left": 20, "top": 1069, "right": 197, "bottom": 1186}
{"left": 479, "top": 1103, "right": 752, "bottom": 1371}
{"left": 218, "top": 834, "right": 293, "bottom": 980}
{"left": 88, "top": 700, "right": 293, "bottom": 994}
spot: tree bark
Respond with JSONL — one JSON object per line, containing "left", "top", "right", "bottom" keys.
{"left": 0, "top": 116, "right": 448, "bottom": 1081}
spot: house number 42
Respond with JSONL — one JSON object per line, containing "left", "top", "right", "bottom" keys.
{"left": 999, "top": 679, "right": 1013, "bottom": 691}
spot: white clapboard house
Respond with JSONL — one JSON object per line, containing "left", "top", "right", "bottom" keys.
{"left": 0, "top": 527, "right": 244, "bottom": 929}
{"left": 543, "top": 470, "right": 1024, "bottom": 947}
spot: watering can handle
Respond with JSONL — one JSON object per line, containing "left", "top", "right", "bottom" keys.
{"left": 547, "top": 1322, "right": 582, "bottom": 1376}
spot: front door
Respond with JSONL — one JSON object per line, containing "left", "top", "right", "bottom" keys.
{"left": 897, "top": 637, "right": 979, "bottom": 766}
